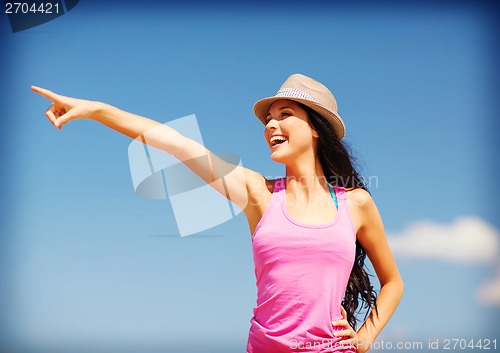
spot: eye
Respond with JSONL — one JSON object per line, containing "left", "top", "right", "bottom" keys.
{"left": 281, "top": 111, "right": 292, "bottom": 118}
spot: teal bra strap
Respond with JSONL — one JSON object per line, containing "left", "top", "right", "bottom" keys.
{"left": 327, "top": 183, "right": 338, "bottom": 209}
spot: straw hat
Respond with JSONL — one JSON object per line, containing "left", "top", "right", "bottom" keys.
{"left": 253, "top": 74, "right": 345, "bottom": 139}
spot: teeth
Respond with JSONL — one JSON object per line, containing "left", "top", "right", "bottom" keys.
{"left": 270, "top": 135, "right": 287, "bottom": 145}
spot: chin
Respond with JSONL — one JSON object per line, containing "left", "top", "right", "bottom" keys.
{"left": 270, "top": 151, "right": 291, "bottom": 164}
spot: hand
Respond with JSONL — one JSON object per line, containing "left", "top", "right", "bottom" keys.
{"left": 332, "top": 307, "right": 361, "bottom": 350}
{"left": 32, "top": 86, "right": 100, "bottom": 130}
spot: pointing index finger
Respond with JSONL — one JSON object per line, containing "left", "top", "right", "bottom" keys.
{"left": 31, "top": 85, "right": 61, "bottom": 102}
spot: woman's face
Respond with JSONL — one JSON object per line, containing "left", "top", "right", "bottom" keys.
{"left": 264, "top": 99, "right": 319, "bottom": 164}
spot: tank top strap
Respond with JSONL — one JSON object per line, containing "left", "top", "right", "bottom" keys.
{"left": 333, "top": 184, "right": 347, "bottom": 203}
{"left": 273, "top": 177, "right": 286, "bottom": 193}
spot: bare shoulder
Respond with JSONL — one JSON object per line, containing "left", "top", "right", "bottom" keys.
{"left": 345, "top": 187, "right": 374, "bottom": 209}
{"left": 344, "top": 188, "right": 378, "bottom": 233}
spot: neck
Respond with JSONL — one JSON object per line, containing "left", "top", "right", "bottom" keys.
{"left": 284, "top": 155, "right": 328, "bottom": 196}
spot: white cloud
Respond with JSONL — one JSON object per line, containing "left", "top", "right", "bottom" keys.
{"left": 387, "top": 216, "right": 498, "bottom": 264}
{"left": 388, "top": 216, "right": 500, "bottom": 306}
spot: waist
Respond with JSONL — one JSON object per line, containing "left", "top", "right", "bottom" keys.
{"left": 251, "top": 296, "right": 344, "bottom": 334}
{"left": 248, "top": 318, "right": 355, "bottom": 353}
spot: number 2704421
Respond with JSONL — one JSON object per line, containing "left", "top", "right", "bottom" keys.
{"left": 5, "top": 2, "right": 60, "bottom": 14}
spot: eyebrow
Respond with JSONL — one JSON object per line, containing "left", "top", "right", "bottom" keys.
{"left": 266, "top": 106, "right": 295, "bottom": 118}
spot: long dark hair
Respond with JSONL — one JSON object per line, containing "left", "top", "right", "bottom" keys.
{"left": 299, "top": 102, "right": 378, "bottom": 330}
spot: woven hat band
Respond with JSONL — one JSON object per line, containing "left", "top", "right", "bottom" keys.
{"left": 275, "top": 88, "right": 317, "bottom": 103}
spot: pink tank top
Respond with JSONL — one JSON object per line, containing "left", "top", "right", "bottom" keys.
{"left": 247, "top": 178, "right": 357, "bottom": 353}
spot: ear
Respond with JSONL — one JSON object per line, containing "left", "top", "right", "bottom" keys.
{"left": 312, "top": 128, "right": 319, "bottom": 139}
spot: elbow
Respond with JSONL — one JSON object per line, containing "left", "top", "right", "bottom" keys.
{"left": 381, "top": 274, "right": 404, "bottom": 303}
{"left": 395, "top": 275, "right": 405, "bottom": 302}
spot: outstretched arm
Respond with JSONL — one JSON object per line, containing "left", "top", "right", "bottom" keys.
{"left": 31, "top": 86, "right": 262, "bottom": 211}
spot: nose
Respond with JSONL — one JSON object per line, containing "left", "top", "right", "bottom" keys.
{"left": 265, "top": 118, "right": 278, "bottom": 131}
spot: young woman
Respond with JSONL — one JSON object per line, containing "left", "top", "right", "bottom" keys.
{"left": 32, "top": 73, "right": 403, "bottom": 353}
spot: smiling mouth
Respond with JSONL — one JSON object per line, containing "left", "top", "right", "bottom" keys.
{"left": 270, "top": 135, "right": 288, "bottom": 147}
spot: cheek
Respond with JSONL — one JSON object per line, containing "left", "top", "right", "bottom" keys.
{"left": 283, "top": 119, "right": 315, "bottom": 141}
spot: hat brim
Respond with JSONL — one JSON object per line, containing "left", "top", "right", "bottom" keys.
{"left": 253, "top": 96, "right": 346, "bottom": 140}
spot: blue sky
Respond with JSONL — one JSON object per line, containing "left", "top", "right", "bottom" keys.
{"left": 1, "top": 1, "right": 499, "bottom": 352}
